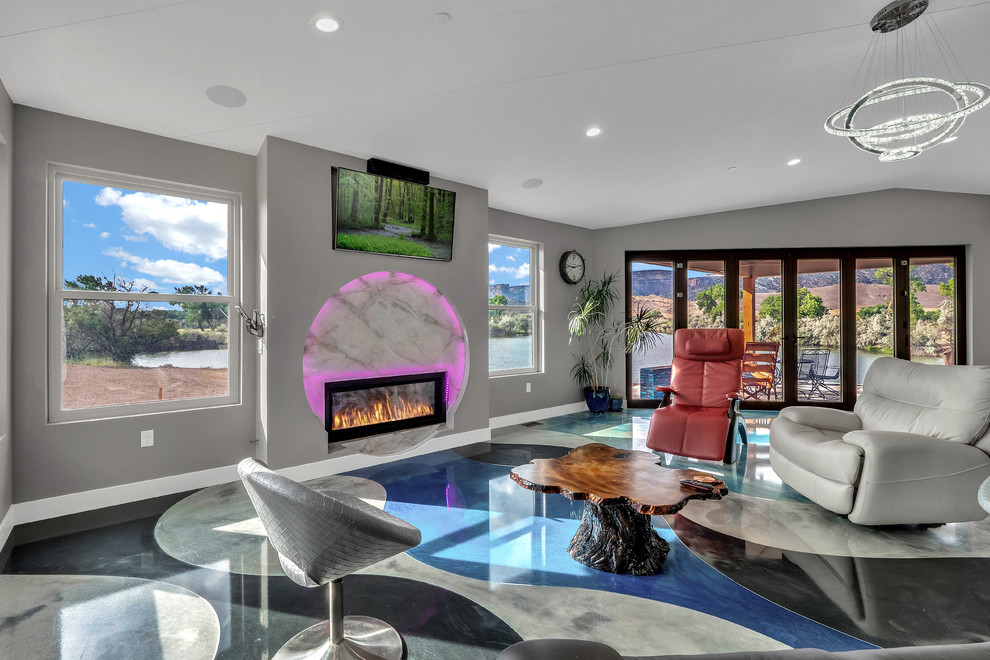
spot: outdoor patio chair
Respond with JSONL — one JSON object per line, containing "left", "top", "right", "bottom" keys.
{"left": 742, "top": 341, "right": 779, "bottom": 400}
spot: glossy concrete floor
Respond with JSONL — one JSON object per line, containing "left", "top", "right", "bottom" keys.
{"left": 4, "top": 410, "right": 990, "bottom": 658}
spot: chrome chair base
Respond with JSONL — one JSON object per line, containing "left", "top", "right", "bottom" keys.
{"left": 273, "top": 616, "right": 404, "bottom": 660}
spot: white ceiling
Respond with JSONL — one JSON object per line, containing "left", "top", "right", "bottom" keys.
{"left": 2, "top": 0, "right": 990, "bottom": 228}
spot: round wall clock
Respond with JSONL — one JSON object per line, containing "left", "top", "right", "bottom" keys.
{"left": 559, "top": 250, "right": 586, "bottom": 284}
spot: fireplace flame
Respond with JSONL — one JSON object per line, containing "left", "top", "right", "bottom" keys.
{"left": 332, "top": 392, "right": 435, "bottom": 430}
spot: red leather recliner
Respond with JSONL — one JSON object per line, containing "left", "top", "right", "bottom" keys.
{"left": 644, "top": 328, "right": 748, "bottom": 463}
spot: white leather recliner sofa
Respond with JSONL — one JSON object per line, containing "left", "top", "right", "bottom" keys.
{"left": 769, "top": 357, "right": 990, "bottom": 525}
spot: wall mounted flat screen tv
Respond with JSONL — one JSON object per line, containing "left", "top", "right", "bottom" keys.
{"left": 333, "top": 168, "right": 456, "bottom": 261}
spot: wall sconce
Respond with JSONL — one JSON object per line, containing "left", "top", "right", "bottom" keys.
{"left": 236, "top": 306, "right": 266, "bottom": 338}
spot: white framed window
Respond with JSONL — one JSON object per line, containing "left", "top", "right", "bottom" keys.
{"left": 48, "top": 163, "right": 241, "bottom": 422}
{"left": 488, "top": 235, "right": 542, "bottom": 376}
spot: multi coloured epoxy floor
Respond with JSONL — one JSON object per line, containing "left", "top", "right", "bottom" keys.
{"left": 3, "top": 410, "right": 990, "bottom": 658}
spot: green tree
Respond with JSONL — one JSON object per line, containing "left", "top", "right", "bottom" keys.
{"left": 489, "top": 293, "right": 508, "bottom": 321}
{"left": 876, "top": 266, "right": 938, "bottom": 323}
{"left": 939, "top": 277, "right": 954, "bottom": 298}
{"left": 171, "top": 285, "right": 226, "bottom": 330}
{"left": 63, "top": 274, "right": 178, "bottom": 363}
{"left": 759, "top": 288, "right": 826, "bottom": 324}
{"left": 857, "top": 303, "right": 889, "bottom": 319}
{"left": 695, "top": 284, "right": 725, "bottom": 322}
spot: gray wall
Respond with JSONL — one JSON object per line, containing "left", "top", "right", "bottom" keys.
{"left": 11, "top": 107, "right": 258, "bottom": 503}
{"left": 0, "top": 79, "right": 12, "bottom": 521}
{"left": 592, "top": 188, "right": 990, "bottom": 386}
{"left": 488, "top": 208, "right": 596, "bottom": 417}
{"left": 259, "top": 137, "right": 490, "bottom": 470}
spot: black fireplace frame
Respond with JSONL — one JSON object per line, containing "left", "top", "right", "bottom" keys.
{"left": 325, "top": 371, "right": 447, "bottom": 443}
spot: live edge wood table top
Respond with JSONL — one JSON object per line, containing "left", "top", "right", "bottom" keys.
{"left": 510, "top": 442, "right": 728, "bottom": 575}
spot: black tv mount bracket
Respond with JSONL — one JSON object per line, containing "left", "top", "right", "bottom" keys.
{"left": 235, "top": 306, "right": 265, "bottom": 338}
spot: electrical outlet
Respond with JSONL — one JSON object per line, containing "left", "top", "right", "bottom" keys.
{"left": 140, "top": 430, "right": 154, "bottom": 448}
{"left": 526, "top": 382, "right": 532, "bottom": 393}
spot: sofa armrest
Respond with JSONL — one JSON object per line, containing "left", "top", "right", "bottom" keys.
{"left": 843, "top": 430, "right": 990, "bottom": 482}
{"left": 779, "top": 406, "right": 863, "bottom": 433}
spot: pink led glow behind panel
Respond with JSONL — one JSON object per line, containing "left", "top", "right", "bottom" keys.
{"left": 302, "top": 271, "right": 469, "bottom": 426}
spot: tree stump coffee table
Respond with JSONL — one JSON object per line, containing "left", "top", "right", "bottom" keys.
{"left": 509, "top": 442, "right": 728, "bottom": 576}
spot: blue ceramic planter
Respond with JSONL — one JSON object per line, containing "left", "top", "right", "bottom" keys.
{"left": 585, "top": 387, "right": 611, "bottom": 413}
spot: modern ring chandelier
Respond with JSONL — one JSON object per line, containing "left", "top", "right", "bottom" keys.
{"left": 825, "top": 0, "right": 990, "bottom": 162}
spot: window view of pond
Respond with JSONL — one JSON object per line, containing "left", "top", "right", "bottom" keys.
{"left": 133, "top": 349, "right": 228, "bottom": 369}
{"left": 489, "top": 336, "right": 533, "bottom": 372}
{"left": 489, "top": 240, "right": 535, "bottom": 372}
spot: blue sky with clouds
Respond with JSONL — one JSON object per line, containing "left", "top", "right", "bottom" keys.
{"left": 62, "top": 181, "right": 229, "bottom": 295}
{"left": 488, "top": 243, "right": 530, "bottom": 286}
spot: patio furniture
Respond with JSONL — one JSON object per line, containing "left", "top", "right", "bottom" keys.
{"left": 237, "top": 458, "right": 422, "bottom": 660}
{"left": 645, "top": 328, "right": 748, "bottom": 463}
{"left": 742, "top": 341, "right": 779, "bottom": 400}
{"left": 799, "top": 348, "right": 840, "bottom": 399}
{"left": 769, "top": 358, "right": 990, "bottom": 525}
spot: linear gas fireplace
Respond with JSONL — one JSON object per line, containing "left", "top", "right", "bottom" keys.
{"left": 325, "top": 372, "right": 447, "bottom": 443}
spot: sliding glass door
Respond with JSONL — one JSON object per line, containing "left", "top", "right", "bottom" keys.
{"left": 627, "top": 247, "right": 964, "bottom": 409}
{"left": 629, "top": 260, "right": 675, "bottom": 400}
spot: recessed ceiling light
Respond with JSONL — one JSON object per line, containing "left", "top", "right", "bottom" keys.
{"left": 727, "top": 166, "right": 738, "bottom": 173}
{"left": 521, "top": 178, "right": 543, "bottom": 189}
{"left": 943, "top": 136, "right": 958, "bottom": 143}
{"left": 585, "top": 126, "right": 604, "bottom": 138}
{"left": 787, "top": 158, "right": 802, "bottom": 166}
{"left": 206, "top": 85, "right": 247, "bottom": 108}
{"left": 434, "top": 12, "right": 451, "bottom": 24}
{"left": 314, "top": 16, "right": 342, "bottom": 32}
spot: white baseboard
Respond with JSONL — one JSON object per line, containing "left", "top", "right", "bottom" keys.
{"left": 489, "top": 401, "right": 586, "bottom": 429}
{"left": 9, "top": 463, "right": 239, "bottom": 528}
{"left": 4, "top": 426, "right": 492, "bottom": 530}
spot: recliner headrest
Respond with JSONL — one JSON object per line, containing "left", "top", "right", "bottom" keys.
{"left": 675, "top": 328, "right": 745, "bottom": 361}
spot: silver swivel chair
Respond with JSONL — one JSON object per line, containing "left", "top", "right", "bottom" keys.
{"left": 237, "top": 458, "right": 422, "bottom": 660}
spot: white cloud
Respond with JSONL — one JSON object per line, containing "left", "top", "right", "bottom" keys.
{"left": 490, "top": 279, "right": 495, "bottom": 285}
{"left": 99, "top": 231, "right": 110, "bottom": 239}
{"left": 104, "top": 247, "right": 225, "bottom": 286}
{"left": 488, "top": 243, "right": 500, "bottom": 253}
{"left": 95, "top": 187, "right": 227, "bottom": 260}
{"left": 123, "top": 233, "right": 149, "bottom": 242}
{"left": 489, "top": 263, "right": 530, "bottom": 280}
{"left": 505, "top": 254, "right": 516, "bottom": 261}
{"left": 131, "top": 278, "right": 160, "bottom": 291}
{"left": 63, "top": 199, "right": 70, "bottom": 207}
{"left": 83, "top": 223, "right": 97, "bottom": 229}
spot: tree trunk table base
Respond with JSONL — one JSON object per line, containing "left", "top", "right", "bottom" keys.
{"left": 567, "top": 501, "right": 669, "bottom": 575}
{"left": 509, "top": 443, "right": 728, "bottom": 576}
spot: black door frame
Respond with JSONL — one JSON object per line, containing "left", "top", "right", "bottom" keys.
{"left": 626, "top": 245, "right": 966, "bottom": 410}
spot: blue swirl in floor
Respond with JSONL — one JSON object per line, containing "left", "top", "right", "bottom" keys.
{"left": 349, "top": 448, "right": 873, "bottom": 652}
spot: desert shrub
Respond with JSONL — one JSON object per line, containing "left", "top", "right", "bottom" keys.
{"left": 489, "top": 313, "right": 532, "bottom": 337}
{"left": 856, "top": 306, "right": 893, "bottom": 351}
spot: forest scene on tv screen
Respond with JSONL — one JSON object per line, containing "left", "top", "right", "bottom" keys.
{"left": 335, "top": 168, "right": 456, "bottom": 261}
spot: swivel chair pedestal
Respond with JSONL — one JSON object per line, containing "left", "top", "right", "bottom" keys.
{"left": 274, "top": 579, "right": 402, "bottom": 660}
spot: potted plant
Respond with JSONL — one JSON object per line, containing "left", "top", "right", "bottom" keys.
{"left": 568, "top": 272, "right": 664, "bottom": 412}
